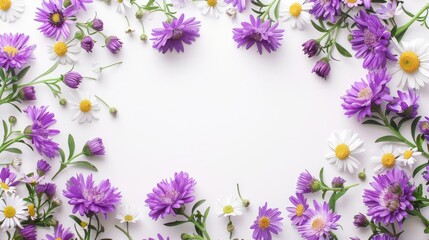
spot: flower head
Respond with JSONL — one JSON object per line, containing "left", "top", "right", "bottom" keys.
{"left": 197, "top": 0, "right": 227, "bottom": 18}
{"left": 287, "top": 193, "right": 309, "bottom": 226}
{"left": 250, "top": 202, "right": 283, "bottom": 240}
{"left": 312, "top": 58, "right": 330, "bottom": 79}
{"left": 371, "top": 234, "right": 398, "bottom": 240}
{"left": 342, "top": 0, "right": 362, "bottom": 8}
{"left": 18, "top": 87, "right": 36, "bottom": 101}
{"left": 19, "top": 224, "right": 37, "bottom": 240}
{"left": 353, "top": 213, "right": 369, "bottom": 228}
{"left": 224, "top": 0, "right": 246, "bottom": 12}
{"left": 70, "top": 93, "right": 101, "bottom": 123}
{"left": 296, "top": 170, "right": 320, "bottom": 193}
{"left": 63, "top": 71, "right": 83, "bottom": 89}
{"left": 331, "top": 176, "right": 345, "bottom": 188}
{"left": 215, "top": 196, "right": 243, "bottom": 217}
{"left": 81, "top": 36, "right": 94, "bottom": 53}
{"left": 0, "top": 193, "right": 28, "bottom": 230}
{"left": 0, "top": 33, "right": 35, "bottom": 70}
{"left": 0, "top": 167, "right": 19, "bottom": 193}
{"left": 36, "top": 183, "right": 56, "bottom": 198}
{"left": 280, "top": 0, "right": 313, "bottom": 30}
{"left": 48, "top": 40, "right": 79, "bottom": 65}
{"left": 36, "top": 159, "right": 51, "bottom": 176}
{"left": 419, "top": 117, "right": 429, "bottom": 141}
{"left": 309, "top": 0, "right": 340, "bottom": 23}
{"left": 325, "top": 130, "right": 364, "bottom": 173}
{"left": 372, "top": 145, "right": 398, "bottom": 173}
{"left": 302, "top": 39, "right": 319, "bottom": 58}
{"left": 116, "top": 204, "right": 140, "bottom": 223}
{"left": 83, "top": 137, "right": 106, "bottom": 156}
{"left": 46, "top": 224, "right": 74, "bottom": 240}
{"left": 90, "top": 18, "right": 103, "bottom": 31}
{"left": 387, "top": 89, "right": 419, "bottom": 118}
{"left": 106, "top": 36, "right": 123, "bottom": 54}
{"left": 0, "top": 0, "right": 25, "bottom": 23}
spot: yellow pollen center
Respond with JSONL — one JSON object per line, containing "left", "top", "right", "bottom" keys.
{"left": 381, "top": 153, "right": 396, "bottom": 168}
{"left": 289, "top": 2, "right": 302, "bottom": 17}
{"left": 53, "top": 42, "right": 68, "bottom": 56}
{"left": 80, "top": 221, "right": 88, "bottom": 228}
{"left": 117, "top": 0, "right": 124, "bottom": 2}
{"left": 124, "top": 215, "right": 134, "bottom": 222}
{"left": 3, "top": 46, "right": 18, "bottom": 57}
{"left": 0, "top": 0, "right": 12, "bottom": 11}
{"left": 358, "top": 87, "right": 372, "bottom": 99}
{"left": 311, "top": 218, "right": 325, "bottom": 231}
{"left": 56, "top": 238, "right": 62, "bottom": 240}
{"left": 79, "top": 99, "right": 92, "bottom": 113}
{"left": 403, "top": 150, "right": 413, "bottom": 160}
{"left": 335, "top": 144, "right": 350, "bottom": 160}
{"left": 346, "top": 0, "right": 357, "bottom": 3}
{"left": 3, "top": 206, "right": 16, "bottom": 218}
{"left": 207, "top": 0, "right": 217, "bottom": 6}
{"left": 295, "top": 204, "right": 305, "bottom": 217}
{"left": 0, "top": 182, "right": 9, "bottom": 190}
{"left": 258, "top": 216, "right": 270, "bottom": 229}
{"left": 399, "top": 51, "right": 420, "bottom": 73}
{"left": 223, "top": 205, "right": 234, "bottom": 214}
{"left": 51, "top": 13, "right": 61, "bottom": 23}
{"left": 28, "top": 204, "right": 35, "bottom": 217}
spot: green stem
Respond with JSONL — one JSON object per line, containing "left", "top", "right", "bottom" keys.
{"left": 51, "top": 152, "right": 84, "bottom": 180}
{"left": 95, "top": 95, "right": 111, "bottom": 108}
{"left": 182, "top": 213, "right": 211, "bottom": 240}
{"left": 321, "top": 183, "right": 359, "bottom": 192}
{"left": 260, "top": 0, "right": 279, "bottom": 21}
{"left": 115, "top": 225, "right": 132, "bottom": 240}
{"left": 395, "top": 3, "right": 429, "bottom": 37}
{"left": 409, "top": 209, "right": 429, "bottom": 227}
{"left": 0, "top": 135, "right": 26, "bottom": 153}
{"left": 31, "top": 62, "right": 60, "bottom": 83}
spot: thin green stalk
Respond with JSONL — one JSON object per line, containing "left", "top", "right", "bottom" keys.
{"left": 182, "top": 213, "right": 211, "bottom": 240}
{"left": 396, "top": 3, "right": 429, "bottom": 37}
{"left": 51, "top": 152, "right": 85, "bottom": 179}
{"left": 260, "top": 0, "right": 279, "bottom": 21}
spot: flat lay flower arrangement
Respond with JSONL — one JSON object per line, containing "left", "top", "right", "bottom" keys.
{"left": 2, "top": 0, "right": 429, "bottom": 239}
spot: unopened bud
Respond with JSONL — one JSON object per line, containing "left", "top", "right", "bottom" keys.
{"left": 348, "top": 34, "right": 354, "bottom": 42}
{"left": 140, "top": 33, "right": 148, "bottom": 41}
{"left": 242, "top": 199, "right": 250, "bottom": 207}
{"left": 8, "top": 116, "right": 16, "bottom": 124}
{"left": 52, "top": 197, "right": 62, "bottom": 207}
{"left": 358, "top": 170, "right": 366, "bottom": 181}
{"left": 136, "top": 9, "right": 144, "bottom": 19}
{"left": 227, "top": 222, "right": 235, "bottom": 233}
{"left": 181, "top": 233, "right": 192, "bottom": 240}
{"left": 59, "top": 98, "right": 67, "bottom": 106}
{"left": 109, "top": 107, "right": 118, "bottom": 116}
{"left": 75, "top": 31, "right": 84, "bottom": 40}
{"left": 226, "top": 8, "right": 237, "bottom": 17}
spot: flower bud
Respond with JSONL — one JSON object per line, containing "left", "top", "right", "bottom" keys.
{"left": 181, "top": 233, "right": 192, "bottom": 240}
{"left": 46, "top": 218, "right": 58, "bottom": 227}
{"left": 227, "top": 222, "right": 235, "bottom": 233}
{"left": 331, "top": 176, "right": 345, "bottom": 188}
{"left": 226, "top": 8, "right": 237, "bottom": 17}
{"left": 75, "top": 30, "right": 84, "bottom": 40}
{"left": 311, "top": 179, "right": 322, "bottom": 192}
{"left": 59, "top": 98, "right": 67, "bottom": 106}
{"left": 353, "top": 213, "right": 369, "bottom": 228}
{"left": 136, "top": 9, "right": 144, "bottom": 19}
{"left": 348, "top": 34, "right": 354, "bottom": 42}
{"left": 52, "top": 197, "right": 62, "bottom": 207}
{"left": 18, "top": 86, "right": 36, "bottom": 101}
{"left": 312, "top": 58, "right": 331, "bottom": 79}
{"left": 63, "top": 71, "right": 83, "bottom": 89}
{"left": 358, "top": 170, "right": 366, "bottom": 181}
{"left": 140, "top": 33, "right": 148, "bottom": 41}
{"left": 109, "top": 107, "right": 118, "bottom": 116}
{"left": 90, "top": 18, "right": 104, "bottom": 31}
{"left": 63, "top": 0, "right": 71, "bottom": 8}
{"left": 8, "top": 116, "right": 16, "bottom": 124}
{"left": 302, "top": 39, "right": 319, "bottom": 58}
{"left": 106, "top": 36, "right": 123, "bottom": 54}
{"left": 81, "top": 36, "right": 94, "bottom": 53}
{"left": 242, "top": 199, "right": 250, "bottom": 207}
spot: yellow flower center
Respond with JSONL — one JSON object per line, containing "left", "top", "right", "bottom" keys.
{"left": 3, "top": 46, "right": 18, "bottom": 57}
{"left": 117, "top": 0, "right": 123, "bottom": 2}
{"left": 358, "top": 87, "right": 372, "bottom": 100}
{"left": 399, "top": 51, "right": 420, "bottom": 73}
{"left": 56, "top": 238, "right": 62, "bottom": 240}
{"left": 403, "top": 150, "right": 413, "bottom": 160}
{"left": 51, "top": 13, "right": 61, "bottom": 23}
{"left": 79, "top": 99, "right": 92, "bottom": 113}
{"left": 311, "top": 218, "right": 325, "bottom": 231}
{"left": 207, "top": 0, "right": 217, "bottom": 7}
{"left": 53, "top": 42, "right": 68, "bottom": 56}
{"left": 0, "top": 0, "right": 12, "bottom": 11}
{"left": 346, "top": 0, "right": 357, "bottom": 3}
{"left": 28, "top": 204, "right": 35, "bottom": 217}
{"left": 258, "top": 216, "right": 270, "bottom": 229}
{"left": 295, "top": 204, "right": 304, "bottom": 217}
{"left": 80, "top": 221, "right": 88, "bottom": 228}
{"left": 381, "top": 153, "right": 396, "bottom": 168}
{"left": 289, "top": 2, "right": 302, "bottom": 17}
{"left": 124, "top": 214, "right": 134, "bottom": 222}
{"left": 0, "top": 182, "right": 9, "bottom": 190}
{"left": 421, "top": 122, "right": 429, "bottom": 131}
{"left": 223, "top": 205, "right": 234, "bottom": 214}
{"left": 3, "top": 206, "right": 16, "bottom": 218}
{"left": 335, "top": 144, "right": 350, "bottom": 160}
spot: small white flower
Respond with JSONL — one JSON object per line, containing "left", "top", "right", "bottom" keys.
{"left": 325, "top": 130, "right": 364, "bottom": 173}
{"left": 197, "top": 0, "right": 227, "bottom": 18}
{"left": 48, "top": 40, "right": 80, "bottom": 65}
{"left": 342, "top": 0, "right": 362, "bottom": 8}
{"left": 116, "top": 204, "right": 140, "bottom": 223}
{"left": 10, "top": 156, "right": 22, "bottom": 170}
{"left": 0, "top": 0, "right": 24, "bottom": 23}
{"left": 372, "top": 145, "right": 399, "bottom": 173}
{"left": 0, "top": 193, "right": 28, "bottom": 230}
{"left": 0, "top": 178, "right": 16, "bottom": 194}
{"left": 115, "top": 0, "right": 131, "bottom": 15}
{"left": 91, "top": 62, "right": 102, "bottom": 80}
{"left": 215, "top": 196, "right": 243, "bottom": 217}
{"left": 70, "top": 93, "right": 101, "bottom": 123}
{"left": 280, "top": 0, "right": 313, "bottom": 30}
{"left": 397, "top": 147, "right": 421, "bottom": 168}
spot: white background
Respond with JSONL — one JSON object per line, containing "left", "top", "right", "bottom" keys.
{"left": 3, "top": 0, "right": 429, "bottom": 239}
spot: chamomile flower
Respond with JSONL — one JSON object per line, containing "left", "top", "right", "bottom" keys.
{"left": 215, "top": 196, "right": 243, "bottom": 217}
{"left": 27, "top": 204, "right": 37, "bottom": 220}
{"left": 115, "top": 0, "right": 131, "bottom": 15}
{"left": 0, "top": 178, "right": 16, "bottom": 194}
{"left": 280, "top": 1, "right": 313, "bottom": 30}
{"left": 391, "top": 38, "right": 429, "bottom": 90}
{"left": 0, "top": 0, "right": 24, "bottom": 22}
{"left": 397, "top": 147, "right": 421, "bottom": 168}
{"left": 48, "top": 40, "right": 79, "bottom": 65}
{"left": 325, "top": 130, "right": 364, "bottom": 173}
{"left": 70, "top": 93, "right": 101, "bottom": 123}
{"left": 342, "top": 0, "right": 362, "bottom": 8}
{"left": 0, "top": 193, "right": 28, "bottom": 230}
{"left": 372, "top": 145, "right": 399, "bottom": 173}
{"left": 116, "top": 204, "right": 140, "bottom": 223}
{"left": 197, "top": 0, "right": 227, "bottom": 18}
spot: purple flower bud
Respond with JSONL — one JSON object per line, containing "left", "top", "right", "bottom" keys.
{"left": 63, "top": 71, "right": 83, "bottom": 89}
{"left": 36, "top": 183, "right": 56, "bottom": 198}
{"left": 302, "top": 39, "right": 319, "bottom": 58}
{"left": 19, "top": 224, "right": 37, "bottom": 240}
{"left": 106, "top": 36, "right": 123, "bottom": 54}
{"left": 81, "top": 36, "right": 94, "bottom": 53}
{"left": 423, "top": 165, "right": 429, "bottom": 182}
{"left": 18, "top": 86, "right": 36, "bottom": 101}
{"left": 91, "top": 18, "right": 104, "bottom": 31}
{"left": 353, "top": 213, "right": 369, "bottom": 228}
{"left": 331, "top": 176, "right": 345, "bottom": 188}
{"left": 312, "top": 58, "right": 331, "bottom": 79}
{"left": 419, "top": 117, "right": 429, "bottom": 141}
{"left": 37, "top": 159, "right": 51, "bottom": 176}
{"left": 83, "top": 138, "right": 106, "bottom": 156}
{"left": 387, "top": 89, "right": 419, "bottom": 118}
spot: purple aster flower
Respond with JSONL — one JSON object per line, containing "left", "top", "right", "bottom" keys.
{"left": 371, "top": 233, "right": 398, "bottom": 240}
{"left": 423, "top": 165, "right": 429, "bottom": 183}
{"left": 363, "top": 0, "right": 371, "bottom": 9}
{"left": 24, "top": 106, "right": 60, "bottom": 158}
{"left": 296, "top": 170, "right": 321, "bottom": 193}
{"left": 363, "top": 168, "right": 415, "bottom": 225}
{"left": 225, "top": 0, "right": 246, "bottom": 12}
{"left": 36, "top": 159, "right": 51, "bottom": 176}
{"left": 145, "top": 171, "right": 196, "bottom": 220}
{"left": 0, "top": 33, "right": 36, "bottom": 70}
{"left": 19, "top": 224, "right": 37, "bottom": 240}
{"left": 387, "top": 89, "right": 419, "bottom": 118}
{"left": 46, "top": 224, "right": 74, "bottom": 240}
{"left": 70, "top": 0, "right": 93, "bottom": 11}
{"left": 250, "top": 202, "right": 283, "bottom": 240}
{"left": 106, "top": 36, "right": 123, "bottom": 54}
{"left": 36, "top": 182, "right": 56, "bottom": 198}
{"left": 341, "top": 69, "right": 392, "bottom": 121}
{"left": 233, "top": 15, "right": 284, "bottom": 55}
{"left": 0, "top": 167, "right": 19, "bottom": 188}
{"left": 297, "top": 200, "right": 340, "bottom": 240}
{"left": 147, "top": 234, "right": 170, "bottom": 240}
{"left": 22, "top": 174, "right": 45, "bottom": 186}
{"left": 90, "top": 18, "right": 104, "bottom": 31}
{"left": 151, "top": 14, "right": 200, "bottom": 53}
{"left": 35, "top": 0, "right": 78, "bottom": 40}
{"left": 287, "top": 193, "right": 309, "bottom": 226}
{"left": 331, "top": 176, "right": 345, "bottom": 188}
{"left": 419, "top": 117, "right": 429, "bottom": 141}
{"left": 353, "top": 213, "right": 369, "bottom": 228}
{"left": 63, "top": 174, "right": 121, "bottom": 218}
{"left": 376, "top": 1, "right": 402, "bottom": 20}
{"left": 80, "top": 36, "right": 94, "bottom": 53}
{"left": 83, "top": 138, "right": 105, "bottom": 156}
{"left": 309, "top": 0, "right": 341, "bottom": 23}
{"left": 18, "top": 86, "right": 36, "bottom": 101}
{"left": 302, "top": 39, "right": 320, "bottom": 58}
{"left": 63, "top": 71, "right": 83, "bottom": 89}
{"left": 351, "top": 10, "right": 396, "bottom": 70}
{"left": 312, "top": 58, "right": 330, "bottom": 79}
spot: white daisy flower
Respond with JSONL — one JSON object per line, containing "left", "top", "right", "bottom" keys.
{"left": 116, "top": 204, "right": 140, "bottom": 223}
{"left": 325, "top": 130, "right": 364, "bottom": 173}
{"left": 397, "top": 147, "right": 421, "bottom": 168}
{"left": 70, "top": 93, "right": 101, "bottom": 123}
{"left": 197, "top": 0, "right": 227, "bottom": 18}
{"left": 0, "top": 193, "right": 28, "bottom": 230}
{"left": 115, "top": 0, "right": 131, "bottom": 15}
{"left": 372, "top": 145, "right": 399, "bottom": 173}
{"left": 215, "top": 196, "right": 243, "bottom": 217}
{"left": 280, "top": 0, "right": 313, "bottom": 30}
{"left": 48, "top": 40, "right": 80, "bottom": 65}
{"left": 27, "top": 204, "right": 37, "bottom": 220}
{"left": 0, "top": 0, "right": 24, "bottom": 23}
{"left": 342, "top": 0, "right": 362, "bottom": 8}
{"left": 0, "top": 178, "right": 16, "bottom": 194}
{"left": 391, "top": 38, "right": 429, "bottom": 90}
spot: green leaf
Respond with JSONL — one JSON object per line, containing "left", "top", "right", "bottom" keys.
{"left": 192, "top": 199, "right": 206, "bottom": 214}
{"left": 390, "top": 118, "right": 399, "bottom": 131}
{"left": 411, "top": 116, "right": 421, "bottom": 141}
{"left": 413, "top": 162, "right": 429, "bottom": 177}
{"left": 4, "top": 148, "right": 22, "bottom": 154}
{"left": 69, "top": 161, "right": 98, "bottom": 171}
{"left": 69, "top": 215, "right": 82, "bottom": 225}
{"left": 329, "top": 192, "right": 337, "bottom": 211}
{"left": 319, "top": 168, "right": 324, "bottom": 184}
{"left": 311, "top": 20, "right": 327, "bottom": 32}
{"left": 2, "top": 120, "right": 8, "bottom": 142}
{"left": 16, "top": 66, "right": 31, "bottom": 81}
{"left": 425, "top": 226, "right": 429, "bottom": 234}
{"left": 59, "top": 148, "right": 66, "bottom": 163}
{"left": 0, "top": 68, "right": 5, "bottom": 80}
{"left": 398, "top": 117, "right": 412, "bottom": 130}
{"left": 164, "top": 220, "right": 188, "bottom": 227}
{"left": 68, "top": 134, "right": 75, "bottom": 160}
{"left": 335, "top": 42, "right": 352, "bottom": 57}
{"left": 362, "top": 119, "right": 384, "bottom": 126}
{"left": 203, "top": 207, "right": 210, "bottom": 225}
{"left": 375, "top": 135, "right": 403, "bottom": 143}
